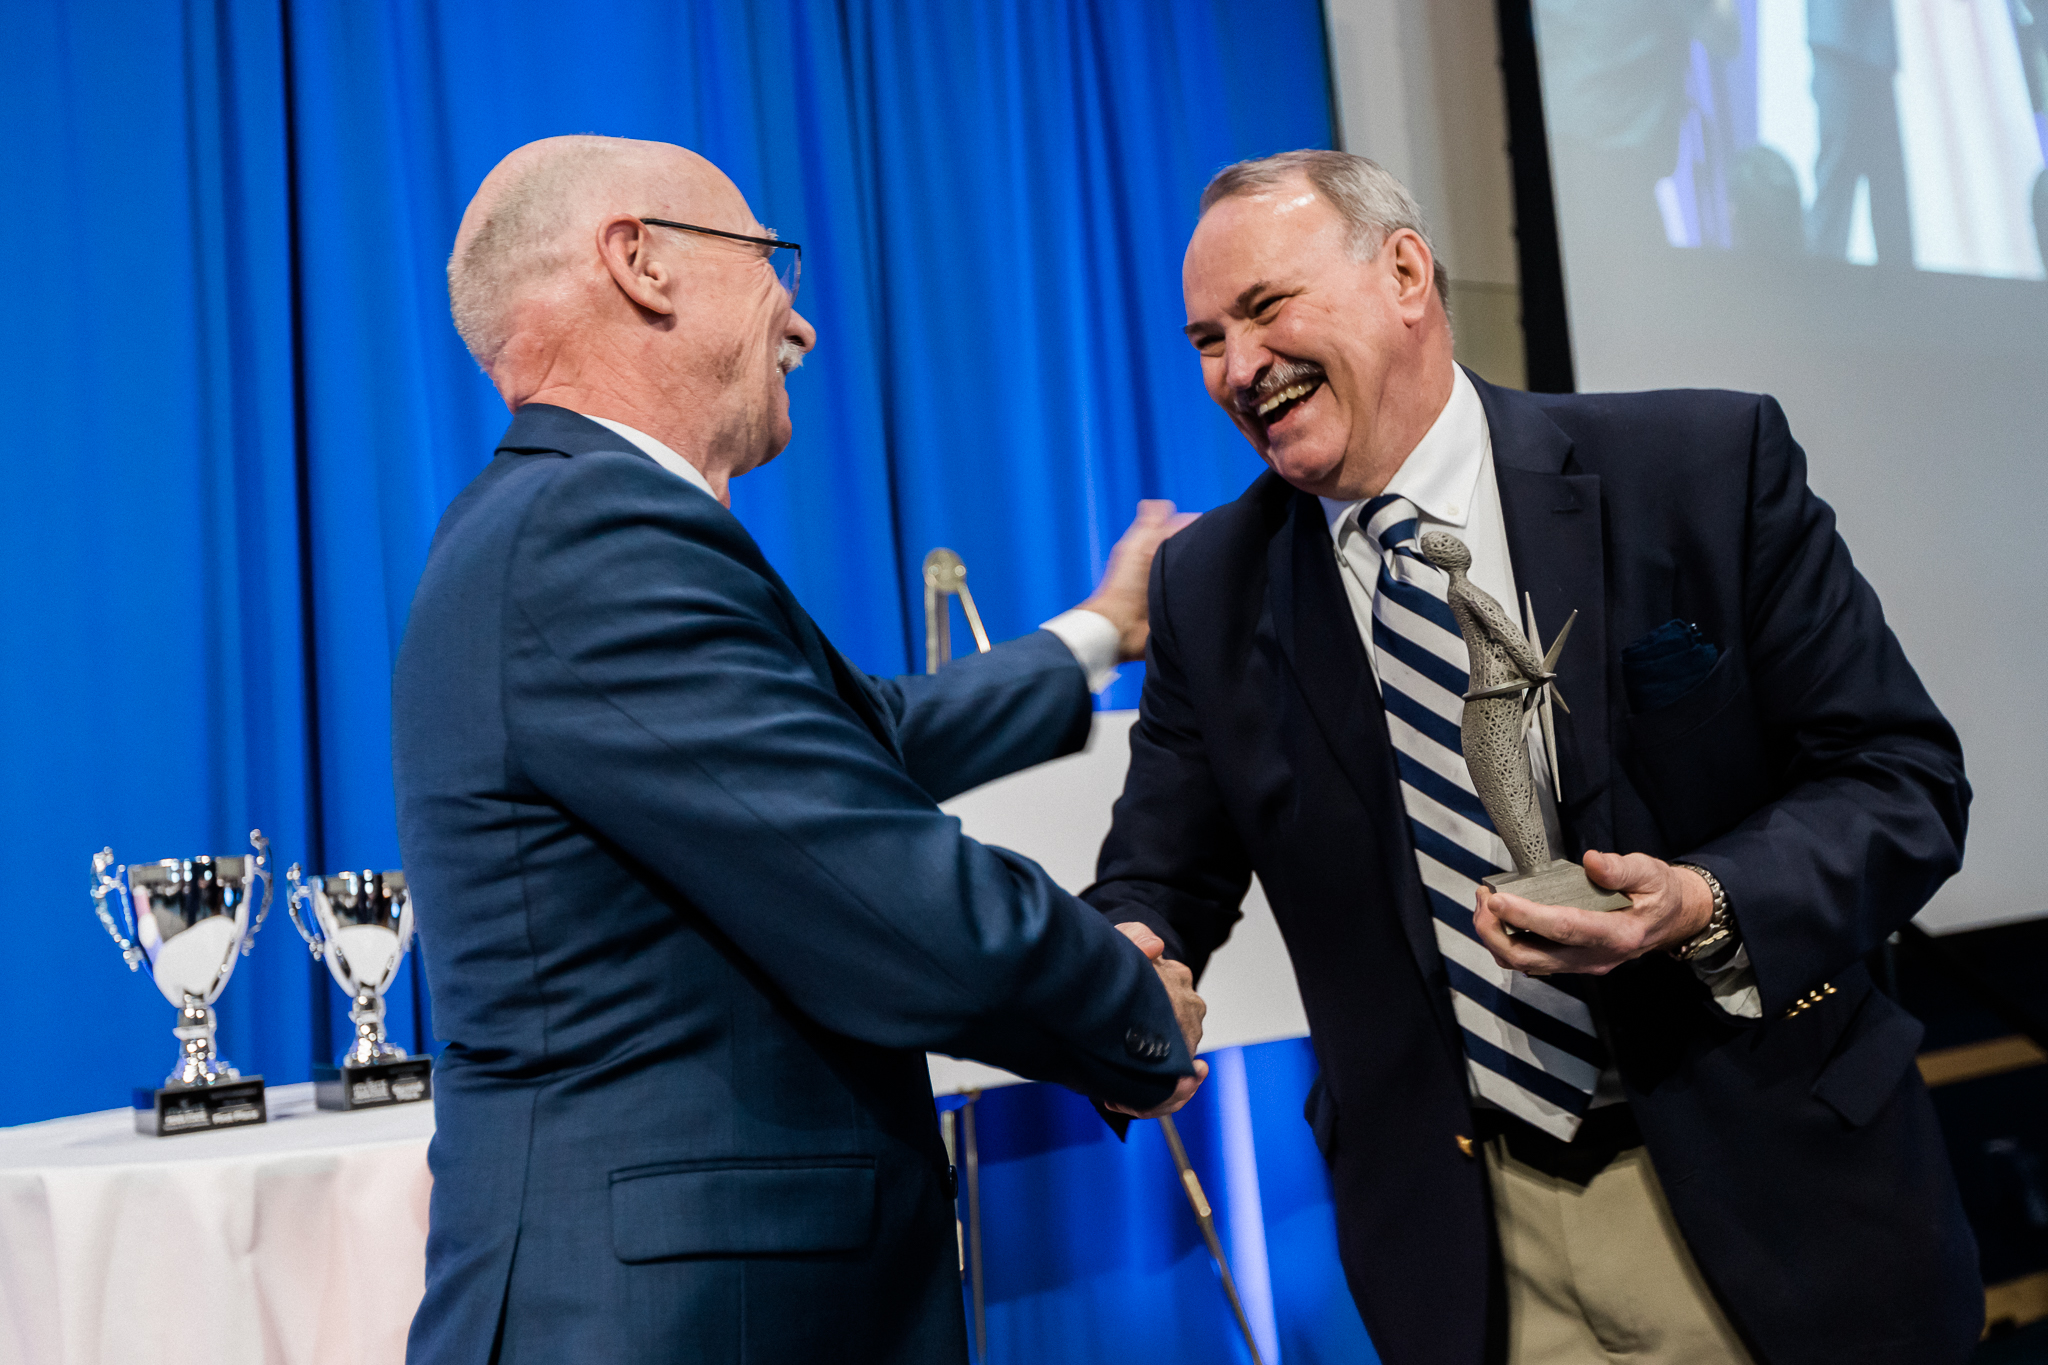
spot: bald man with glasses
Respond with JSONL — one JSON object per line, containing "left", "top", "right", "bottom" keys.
{"left": 395, "top": 134, "right": 1206, "bottom": 1365}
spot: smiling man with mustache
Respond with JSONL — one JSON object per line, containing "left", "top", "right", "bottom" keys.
{"left": 1084, "top": 150, "right": 1979, "bottom": 1365}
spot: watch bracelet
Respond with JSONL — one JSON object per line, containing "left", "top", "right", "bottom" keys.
{"left": 1670, "top": 863, "right": 1733, "bottom": 962}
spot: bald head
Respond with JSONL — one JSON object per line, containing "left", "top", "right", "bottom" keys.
{"left": 446, "top": 135, "right": 817, "bottom": 503}
{"left": 449, "top": 135, "right": 721, "bottom": 366}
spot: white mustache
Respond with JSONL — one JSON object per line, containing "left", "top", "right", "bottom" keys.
{"left": 777, "top": 340, "right": 805, "bottom": 375}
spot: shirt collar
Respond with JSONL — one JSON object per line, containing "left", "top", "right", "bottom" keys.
{"left": 1319, "top": 366, "right": 1487, "bottom": 544}
{"left": 579, "top": 413, "right": 718, "bottom": 501}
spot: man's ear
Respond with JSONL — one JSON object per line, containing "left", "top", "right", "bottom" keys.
{"left": 597, "top": 215, "right": 677, "bottom": 317}
{"left": 1386, "top": 229, "right": 1436, "bottom": 323}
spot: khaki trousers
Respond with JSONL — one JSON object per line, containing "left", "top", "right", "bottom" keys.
{"left": 1484, "top": 1138, "right": 1757, "bottom": 1365}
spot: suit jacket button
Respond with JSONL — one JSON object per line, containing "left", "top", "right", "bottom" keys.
{"left": 1125, "top": 1027, "right": 1168, "bottom": 1061}
{"left": 1455, "top": 1135, "right": 1476, "bottom": 1158}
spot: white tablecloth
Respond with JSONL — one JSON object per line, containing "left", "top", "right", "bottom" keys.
{"left": 0, "top": 1083, "right": 432, "bottom": 1365}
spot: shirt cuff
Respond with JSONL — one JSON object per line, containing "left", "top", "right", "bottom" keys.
{"left": 1041, "top": 609, "right": 1122, "bottom": 693}
{"left": 1694, "top": 941, "right": 1762, "bottom": 1018}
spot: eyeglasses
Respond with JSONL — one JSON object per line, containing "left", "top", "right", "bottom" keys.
{"left": 640, "top": 217, "right": 802, "bottom": 302}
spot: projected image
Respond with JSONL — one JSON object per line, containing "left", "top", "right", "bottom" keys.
{"left": 1534, "top": 0, "right": 2048, "bottom": 279}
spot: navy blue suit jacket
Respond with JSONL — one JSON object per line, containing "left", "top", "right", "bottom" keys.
{"left": 393, "top": 406, "right": 1191, "bottom": 1365}
{"left": 1086, "top": 374, "right": 1980, "bottom": 1365}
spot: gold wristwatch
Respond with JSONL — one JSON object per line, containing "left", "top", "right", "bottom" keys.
{"left": 1670, "top": 863, "right": 1734, "bottom": 963}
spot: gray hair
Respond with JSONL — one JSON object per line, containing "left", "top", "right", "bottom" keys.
{"left": 449, "top": 137, "right": 655, "bottom": 364}
{"left": 1200, "top": 150, "right": 1449, "bottom": 306}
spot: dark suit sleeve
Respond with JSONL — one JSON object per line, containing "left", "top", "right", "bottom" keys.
{"left": 864, "top": 631, "right": 1094, "bottom": 803}
{"left": 499, "top": 454, "right": 1190, "bottom": 1107}
{"left": 1080, "top": 537, "right": 1254, "bottom": 980}
{"left": 1683, "top": 396, "right": 1968, "bottom": 1016}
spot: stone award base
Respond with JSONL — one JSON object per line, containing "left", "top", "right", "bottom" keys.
{"left": 314, "top": 1057, "right": 433, "bottom": 1111}
{"left": 131, "top": 1077, "right": 268, "bottom": 1137}
{"left": 1484, "top": 859, "right": 1633, "bottom": 913}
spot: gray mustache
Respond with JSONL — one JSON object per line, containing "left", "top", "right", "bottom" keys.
{"left": 777, "top": 340, "right": 806, "bottom": 375}
{"left": 1232, "top": 359, "right": 1324, "bottom": 417}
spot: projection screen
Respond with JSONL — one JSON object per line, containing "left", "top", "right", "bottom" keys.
{"left": 1530, "top": 0, "right": 2048, "bottom": 931}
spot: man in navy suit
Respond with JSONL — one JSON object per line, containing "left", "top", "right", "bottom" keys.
{"left": 1086, "top": 150, "right": 1979, "bottom": 1364}
{"left": 393, "top": 135, "right": 1207, "bottom": 1365}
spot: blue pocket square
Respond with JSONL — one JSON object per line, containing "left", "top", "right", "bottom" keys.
{"left": 1622, "top": 620, "right": 1719, "bottom": 713}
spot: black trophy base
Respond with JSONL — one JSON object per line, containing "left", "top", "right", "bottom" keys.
{"left": 131, "top": 1077, "right": 268, "bottom": 1137}
{"left": 315, "top": 1056, "right": 433, "bottom": 1111}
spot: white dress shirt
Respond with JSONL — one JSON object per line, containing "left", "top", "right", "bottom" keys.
{"left": 584, "top": 413, "right": 720, "bottom": 500}
{"left": 1316, "top": 371, "right": 1759, "bottom": 1036}
{"left": 576, "top": 412, "right": 1124, "bottom": 692}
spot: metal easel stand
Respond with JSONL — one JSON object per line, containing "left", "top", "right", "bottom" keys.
{"left": 965, "top": 1094, "right": 986, "bottom": 1362}
{"left": 923, "top": 549, "right": 990, "bottom": 674}
{"left": 927, "top": 551, "right": 993, "bottom": 1361}
{"left": 924, "top": 548, "right": 1258, "bottom": 1363}
{"left": 938, "top": 1091, "right": 989, "bottom": 1364}
{"left": 1159, "top": 1113, "right": 1268, "bottom": 1365}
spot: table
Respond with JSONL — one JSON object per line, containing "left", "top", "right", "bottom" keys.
{"left": 0, "top": 1083, "right": 432, "bottom": 1365}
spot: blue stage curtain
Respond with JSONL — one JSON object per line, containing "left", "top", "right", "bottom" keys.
{"left": 1, "top": 2, "right": 1371, "bottom": 1357}
{"left": 0, "top": 0, "right": 318, "bottom": 1108}
{"left": 848, "top": 0, "right": 1323, "bottom": 706}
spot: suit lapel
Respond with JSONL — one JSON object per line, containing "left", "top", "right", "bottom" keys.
{"left": 1476, "top": 376, "right": 1616, "bottom": 854}
{"left": 1268, "top": 494, "right": 1390, "bottom": 812}
{"left": 1267, "top": 492, "right": 1455, "bottom": 1023}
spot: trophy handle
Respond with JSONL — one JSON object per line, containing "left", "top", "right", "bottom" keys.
{"left": 395, "top": 883, "right": 416, "bottom": 954}
{"left": 89, "top": 848, "right": 144, "bottom": 971}
{"left": 385, "top": 883, "right": 417, "bottom": 993}
{"left": 283, "top": 862, "right": 326, "bottom": 959}
{"left": 240, "top": 829, "right": 274, "bottom": 955}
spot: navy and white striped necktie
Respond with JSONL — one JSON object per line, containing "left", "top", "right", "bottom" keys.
{"left": 1358, "top": 494, "right": 1606, "bottom": 1141}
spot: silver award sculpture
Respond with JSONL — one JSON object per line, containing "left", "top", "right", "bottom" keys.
{"left": 89, "top": 830, "right": 274, "bottom": 1135}
{"left": 285, "top": 865, "right": 432, "bottom": 1110}
{"left": 1417, "top": 533, "right": 1631, "bottom": 915}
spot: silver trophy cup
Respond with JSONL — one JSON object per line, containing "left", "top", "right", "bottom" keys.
{"left": 285, "top": 865, "right": 415, "bottom": 1068}
{"left": 89, "top": 830, "right": 274, "bottom": 1088}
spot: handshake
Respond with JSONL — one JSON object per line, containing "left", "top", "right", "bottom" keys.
{"left": 1105, "top": 921, "right": 1208, "bottom": 1118}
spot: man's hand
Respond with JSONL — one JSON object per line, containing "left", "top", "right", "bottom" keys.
{"left": 1474, "top": 850, "right": 1714, "bottom": 976}
{"left": 1104, "top": 921, "right": 1209, "bottom": 1117}
{"left": 1079, "top": 501, "right": 1199, "bottom": 663}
